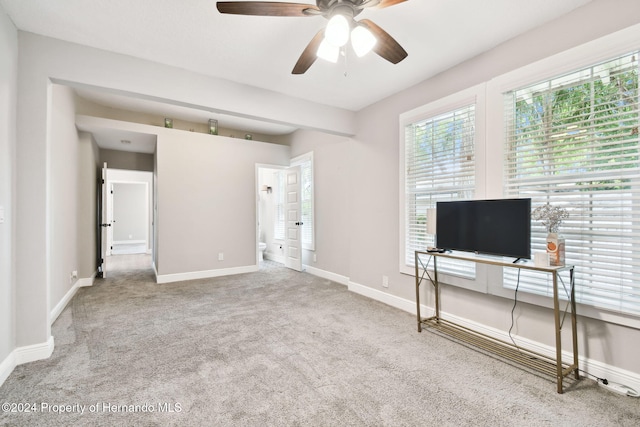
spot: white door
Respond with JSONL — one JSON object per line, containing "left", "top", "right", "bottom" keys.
{"left": 107, "top": 184, "right": 114, "bottom": 256}
{"left": 284, "top": 166, "right": 302, "bottom": 272}
{"left": 99, "top": 162, "right": 109, "bottom": 278}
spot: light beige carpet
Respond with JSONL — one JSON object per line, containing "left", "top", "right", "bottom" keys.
{"left": 1, "top": 255, "right": 639, "bottom": 426}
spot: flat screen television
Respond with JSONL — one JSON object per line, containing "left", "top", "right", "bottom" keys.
{"left": 436, "top": 198, "right": 531, "bottom": 260}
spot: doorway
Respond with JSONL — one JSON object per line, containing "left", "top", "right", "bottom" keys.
{"left": 100, "top": 168, "right": 153, "bottom": 277}
{"left": 257, "top": 166, "right": 286, "bottom": 267}
{"left": 256, "top": 164, "right": 304, "bottom": 272}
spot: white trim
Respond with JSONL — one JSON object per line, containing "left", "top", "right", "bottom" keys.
{"left": 111, "top": 241, "right": 147, "bottom": 255}
{"left": 487, "top": 23, "right": 640, "bottom": 96}
{"left": 0, "top": 337, "right": 55, "bottom": 387}
{"left": 112, "top": 239, "right": 146, "bottom": 245}
{"left": 49, "top": 274, "right": 95, "bottom": 325}
{"left": 14, "top": 336, "right": 55, "bottom": 365}
{"left": 348, "top": 280, "right": 418, "bottom": 313}
{"left": 290, "top": 151, "right": 315, "bottom": 251}
{"left": 106, "top": 169, "right": 154, "bottom": 256}
{"left": 398, "top": 83, "right": 486, "bottom": 277}
{"left": 265, "top": 252, "right": 285, "bottom": 264}
{"left": 305, "top": 265, "right": 349, "bottom": 286}
{"left": 155, "top": 265, "right": 258, "bottom": 284}
{"left": 349, "top": 280, "right": 640, "bottom": 392}
{"left": 0, "top": 351, "right": 16, "bottom": 387}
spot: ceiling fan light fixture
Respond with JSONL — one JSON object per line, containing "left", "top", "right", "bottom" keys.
{"left": 317, "top": 38, "right": 340, "bottom": 63}
{"left": 325, "top": 14, "right": 350, "bottom": 47}
{"left": 351, "top": 25, "right": 377, "bottom": 57}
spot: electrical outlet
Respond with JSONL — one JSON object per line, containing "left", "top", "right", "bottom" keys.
{"left": 313, "top": 254, "right": 317, "bottom": 262}
{"left": 72, "top": 270, "right": 78, "bottom": 278}
{"left": 382, "top": 275, "right": 389, "bottom": 288}
{"left": 218, "top": 252, "right": 224, "bottom": 261}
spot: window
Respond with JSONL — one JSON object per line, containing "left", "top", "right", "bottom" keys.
{"left": 503, "top": 52, "right": 640, "bottom": 316}
{"left": 291, "top": 152, "right": 315, "bottom": 251}
{"left": 401, "top": 93, "right": 480, "bottom": 277}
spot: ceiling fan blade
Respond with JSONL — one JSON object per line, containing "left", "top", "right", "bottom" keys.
{"left": 292, "top": 29, "right": 325, "bottom": 74}
{"left": 216, "top": 2, "right": 320, "bottom": 17}
{"left": 375, "top": 0, "right": 408, "bottom": 9}
{"left": 360, "top": 0, "right": 408, "bottom": 10}
{"left": 359, "top": 19, "right": 407, "bottom": 64}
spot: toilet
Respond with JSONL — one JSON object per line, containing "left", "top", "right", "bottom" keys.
{"left": 259, "top": 242, "right": 267, "bottom": 261}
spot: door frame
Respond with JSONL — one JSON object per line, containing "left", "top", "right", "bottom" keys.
{"left": 107, "top": 181, "right": 150, "bottom": 255}
{"left": 105, "top": 168, "right": 154, "bottom": 258}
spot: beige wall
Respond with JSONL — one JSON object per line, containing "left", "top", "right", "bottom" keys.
{"left": 100, "top": 148, "right": 154, "bottom": 172}
{"left": 156, "top": 131, "right": 290, "bottom": 276}
{"left": 76, "top": 95, "right": 293, "bottom": 146}
{"left": 49, "top": 86, "right": 102, "bottom": 312}
{"left": 49, "top": 84, "right": 80, "bottom": 312}
{"left": 0, "top": 6, "right": 18, "bottom": 371}
{"left": 77, "top": 131, "right": 100, "bottom": 279}
{"left": 289, "top": 129, "right": 351, "bottom": 278}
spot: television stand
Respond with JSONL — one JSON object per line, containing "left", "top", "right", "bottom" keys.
{"left": 414, "top": 250, "right": 579, "bottom": 393}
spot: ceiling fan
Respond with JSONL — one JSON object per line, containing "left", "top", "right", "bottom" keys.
{"left": 216, "top": 0, "right": 409, "bottom": 74}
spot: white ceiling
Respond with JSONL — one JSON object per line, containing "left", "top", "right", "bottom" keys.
{"left": 1, "top": 0, "right": 594, "bottom": 139}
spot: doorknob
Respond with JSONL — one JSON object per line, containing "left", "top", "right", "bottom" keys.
{"left": 100, "top": 223, "right": 111, "bottom": 227}
{"left": 295, "top": 222, "right": 304, "bottom": 226}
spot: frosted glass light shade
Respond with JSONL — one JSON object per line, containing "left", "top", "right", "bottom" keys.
{"left": 325, "top": 14, "right": 350, "bottom": 47}
{"left": 351, "top": 25, "right": 377, "bottom": 57}
{"left": 317, "top": 39, "right": 339, "bottom": 63}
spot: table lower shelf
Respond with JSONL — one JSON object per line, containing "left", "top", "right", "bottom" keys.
{"left": 420, "top": 316, "right": 579, "bottom": 391}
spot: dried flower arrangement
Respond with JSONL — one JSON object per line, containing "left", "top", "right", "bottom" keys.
{"left": 532, "top": 203, "right": 569, "bottom": 233}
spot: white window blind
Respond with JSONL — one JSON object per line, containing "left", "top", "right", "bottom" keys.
{"left": 503, "top": 52, "right": 640, "bottom": 316}
{"left": 274, "top": 171, "right": 285, "bottom": 241}
{"left": 404, "top": 104, "right": 476, "bottom": 277}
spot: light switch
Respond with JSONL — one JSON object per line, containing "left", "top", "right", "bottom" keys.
{"left": 0, "top": 206, "right": 4, "bottom": 224}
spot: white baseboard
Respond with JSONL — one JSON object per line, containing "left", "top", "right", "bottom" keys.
{"left": 14, "top": 336, "right": 55, "bottom": 365}
{"left": 347, "top": 279, "right": 640, "bottom": 393}
{"left": 348, "top": 280, "right": 417, "bottom": 312}
{"left": 111, "top": 241, "right": 147, "bottom": 255}
{"left": 156, "top": 265, "right": 258, "bottom": 284}
{"left": 113, "top": 240, "right": 146, "bottom": 244}
{"left": 304, "top": 265, "right": 349, "bottom": 286}
{"left": 50, "top": 273, "right": 95, "bottom": 325}
{"left": 0, "top": 351, "right": 16, "bottom": 387}
{"left": 264, "top": 252, "right": 285, "bottom": 264}
{"left": 1, "top": 337, "right": 55, "bottom": 387}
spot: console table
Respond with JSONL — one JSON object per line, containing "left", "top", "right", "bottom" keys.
{"left": 414, "top": 250, "right": 579, "bottom": 393}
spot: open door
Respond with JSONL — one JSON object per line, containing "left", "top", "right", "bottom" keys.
{"left": 97, "top": 162, "right": 110, "bottom": 278}
{"left": 284, "top": 166, "right": 303, "bottom": 272}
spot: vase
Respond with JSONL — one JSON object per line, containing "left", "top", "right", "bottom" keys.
{"left": 546, "top": 233, "right": 565, "bottom": 267}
